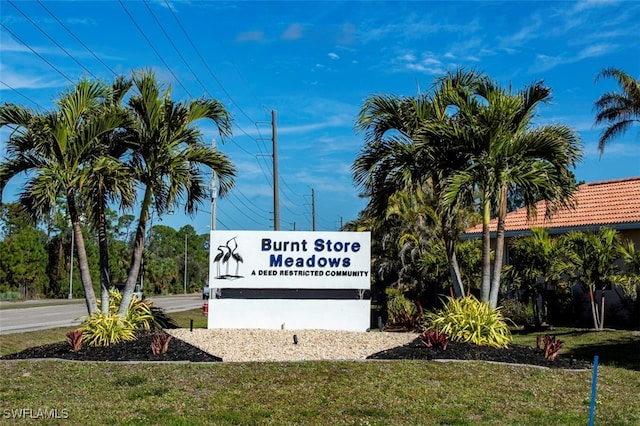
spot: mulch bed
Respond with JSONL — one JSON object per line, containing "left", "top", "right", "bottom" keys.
{"left": 1, "top": 331, "right": 221, "bottom": 363}
{"left": 367, "top": 337, "right": 591, "bottom": 369}
{"left": 1, "top": 330, "right": 591, "bottom": 369}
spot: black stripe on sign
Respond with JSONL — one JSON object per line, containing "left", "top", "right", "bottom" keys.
{"left": 218, "top": 288, "right": 371, "bottom": 300}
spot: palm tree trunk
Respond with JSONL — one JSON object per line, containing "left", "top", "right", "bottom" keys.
{"left": 599, "top": 290, "right": 606, "bottom": 330}
{"left": 96, "top": 195, "right": 111, "bottom": 314}
{"left": 588, "top": 288, "right": 599, "bottom": 329}
{"left": 481, "top": 197, "right": 492, "bottom": 303}
{"left": 489, "top": 186, "right": 508, "bottom": 309}
{"left": 445, "top": 237, "right": 465, "bottom": 297}
{"left": 118, "top": 188, "right": 152, "bottom": 316}
{"left": 68, "top": 196, "right": 97, "bottom": 315}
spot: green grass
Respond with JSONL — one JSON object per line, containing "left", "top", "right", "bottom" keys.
{"left": 1, "top": 360, "right": 639, "bottom": 425}
{"left": 1, "top": 311, "right": 639, "bottom": 425}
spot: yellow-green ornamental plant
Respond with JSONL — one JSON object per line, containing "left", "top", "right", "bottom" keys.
{"left": 423, "top": 296, "right": 512, "bottom": 348}
{"left": 80, "top": 312, "right": 136, "bottom": 347}
{"left": 79, "top": 289, "right": 155, "bottom": 347}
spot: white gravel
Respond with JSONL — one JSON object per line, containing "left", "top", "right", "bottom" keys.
{"left": 166, "top": 329, "right": 419, "bottom": 362}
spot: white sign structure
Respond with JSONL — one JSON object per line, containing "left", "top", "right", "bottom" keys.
{"left": 206, "top": 230, "right": 371, "bottom": 331}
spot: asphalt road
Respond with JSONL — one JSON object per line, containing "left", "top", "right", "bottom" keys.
{"left": 0, "top": 294, "right": 204, "bottom": 335}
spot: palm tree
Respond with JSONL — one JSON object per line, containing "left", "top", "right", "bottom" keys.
{"left": 353, "top": 69, "right": 483, "bottom": 297}
{"left": 80, "top": 76, "right": 135, "bottom": 313}
{"left": 117, "top": 69, "right": 236, "bottom": 316}
{"left": 502, "top": 228, "right": 567, "bottom": 327}
{"left": 0, "top": 80, "right": 129, "bottom": 315}
{"left": 563, "top": 228, "right": 628, "bottom": 329}
{"left": 440, "top": 77, "right": 582, "bottom": 308}
{"left": 594, "top": 67, "right": 640, "bottom": 154}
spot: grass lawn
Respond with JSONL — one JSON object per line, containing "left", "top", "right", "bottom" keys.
{"left": 1, "top": 310, "right": 639, "bottom": 425}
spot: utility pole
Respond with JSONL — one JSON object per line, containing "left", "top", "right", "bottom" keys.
{"left": 311, "top": 188, "right": 316, "bottom": 231}
{"left": 272, "top": 110, "right": 280, "bottom": 231}
{"left": 183, "top": 234, "right": 188, "bottom": 294}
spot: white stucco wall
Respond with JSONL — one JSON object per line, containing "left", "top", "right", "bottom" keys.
{"left": 207, "top": 299, "right": 371, "bottom": 331}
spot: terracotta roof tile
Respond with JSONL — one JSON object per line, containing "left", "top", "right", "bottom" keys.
{"left": 465, "top": 177, "right": 640, "bottom": 235}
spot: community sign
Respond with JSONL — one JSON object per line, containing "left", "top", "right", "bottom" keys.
{"left": 206, "top": 230, "right": 372, "bottom": 331}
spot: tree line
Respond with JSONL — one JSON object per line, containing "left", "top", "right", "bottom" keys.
{"left": 0, "top": 202, "right": 210, "bottom": 300}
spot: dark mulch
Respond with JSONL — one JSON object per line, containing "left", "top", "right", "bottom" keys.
{"left": 0, "top": 330, "right": 221, "bottom": 363}
{"left": 367, "top": 337, "right": 591, "bottom": 369}
{"left": 1, "top": 331, "right": 590, "bottom": 369}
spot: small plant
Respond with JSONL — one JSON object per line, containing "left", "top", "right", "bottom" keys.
{"left": 385, "top": 287, "right": 423, "bottom": 330}
{"left": 498, "top": 298, "right": 530, "bottom": 326}
{"left": 66, "top": 329, "right": 83, "bottom": 352}
{"left": 80, "top": 312, "right": 135, "bottom": 347}
{"left": 423, "top": 296, "right": 512, "bottom": 348}
{"left": 150, "top": 333, "right": 173, "bottom": 355}
{"left": 537, "top": 334, "right": 563, "bottom": 361}
{"left": 420, "top": 330, "right": 448, "bottom": 350}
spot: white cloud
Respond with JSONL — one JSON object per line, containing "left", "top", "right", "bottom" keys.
{"left": 0, "top": 64, "right": 64, "bottom": 90}
{"left": 532, "top": 43, "right": 615, "bottom": 72}
{"left": 328, "top": 52, "right": 340, "bottom": 60}
{"left": 282, "top": 23, "right": 303, "bottom": 40}
{"left": 236, "top": 31, "right": 265, "bottom": 43}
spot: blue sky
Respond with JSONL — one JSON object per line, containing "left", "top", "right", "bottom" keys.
{"left": 1, "top": 0, "right": 639, "bottom": 235}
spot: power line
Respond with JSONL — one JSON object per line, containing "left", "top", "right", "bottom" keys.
{"left": 117, "top": 0, "right": 192, "bottom": 97}
{"left": 36, "top": 0, "right": 119, "bottom": 78}
{"left": 0, "top": 81, "right": 45, "bottom": 110}
{"left": 0, "top": 23, "right": 74, "bottom": 85}
{"left": 141, "top": 0, "right": 210, "bottom": 97}
{"left": 7, "top": 0, "right": 99, "bottom": 81}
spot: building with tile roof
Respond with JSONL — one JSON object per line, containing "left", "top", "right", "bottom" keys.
{"left": 465, "top": 177, "right": 640, "bottom": 327}
{"left": 465, "top": 177, "right": 640, "bottom": 242}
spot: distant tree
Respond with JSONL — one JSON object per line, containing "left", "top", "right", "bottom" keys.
{"left": 594, "top": 68, "right": 640, "bottom": 154}
{"left": 0, "top": 226, "right": 48, "bottom": 297}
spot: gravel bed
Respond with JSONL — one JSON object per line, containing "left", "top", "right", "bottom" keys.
{"left": 166, "top": 329, "right": 419, "bottom": 362}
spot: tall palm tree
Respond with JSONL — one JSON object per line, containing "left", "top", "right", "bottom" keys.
{"left": 440, "top": 78, "right": 582, "bottom": 308}
{"left": 117, "top": 69, "right": 236, "bottom": 316}
{"left": 80, "top": 76, "right": 135, "bottom": 313}
{"left": 0, "top": 80, "right": 129, "bottom": 315}
{"left": 594, "top": 67, "right": 640, "bottom": 154}
{"left": 353, "top": 69, "right": 483, "bottom": 297}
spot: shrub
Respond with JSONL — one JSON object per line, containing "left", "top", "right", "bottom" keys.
{"left": 499, "top": 298, "right": 530, "bottom": 326}
{"left": 150, "top": 332, "right": 173, "bottom": 355}
{"left": 420, "top": 330, "right": 448, "bottom": 350}
{"left": 66, "top": 329, "right": 83, "bottom": 352}
{"left": 80, "top": 312, "right": 135, "bottom": 347}
{"left": 423, "top": 296, "right": 512, "bottom": 348}
{"left": 385, "top": 287, "right": 422, "bottom": 330}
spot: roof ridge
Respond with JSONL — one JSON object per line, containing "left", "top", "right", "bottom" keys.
{"left": 581, "top": 176, "right": 640, "bottom": 187}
